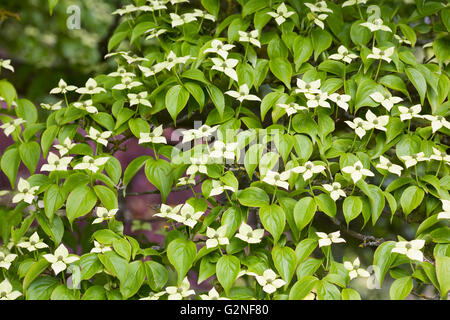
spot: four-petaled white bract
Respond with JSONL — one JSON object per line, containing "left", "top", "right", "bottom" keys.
{"left": 255, "top": 269, "right": 286, "bottom": 294}
{"left": 391, "top": 239, "right": 425, "bottom": 262}
{"left": 205, "top": 225, "right": 229, "bottom": 249}
{"left": 17, "top": 232, "right": 49, "bottom": 252}
{"left": 165, "top": 277, "right": 195, "bottom": 300}
{"left": 76, "top": 78, "right": 106, "bottom": 95}
{"left": 367, "top": 47, "right": 395, "bottom": 63}
{"left": 344, "top": 258, "right": 370, "bottom": 280}
{"left": 92, "top": 207, "right": 119, "bottom": 224}
{"left": 361, "top": 18, "right": 392, "bottom": 33}
{"left": 342, "top": 161, "right": 374, "bottom": 183}
{"left": 291, "top": 161, "right": 326, "bottom": 181}
{"left": 267, "top": 3, "right": 295, "bottom": 26}
{"left": 204, "top": 39, "right": 235, "bottom": 59}
{"left": 0, "top": 118, "right": 26, "bottom": 137}
{"left": 43, "top": 244, "right": 80, "bottom": 275}
{"left": 437, "top": 200, "right": 450, "bottom": 220}
{"left": 12, "top": 178, "right": 39, "bottom": 204}
{"left": 0, "top": 251, "right": 17, "bottom": 270}
{"left": 200, "top": 287, "right": 230, "bottom": 300}
{"left": 316, "top": 231, "right": 346, "bottom": 247}
{"left": 73, "top": 156, "right": 109, "bottom": 173}
{"left": 329, "top": 45, "right": 359, "bottom": 64}
{"left": 0, "top": 279, "right": 21, "bottom": 300}
{"left": 41, "top": 152, "right": 73, "bottom": 172}
{"left": 235, "top": 222, "right": 264, "bottom": 244}
{"left": 370, "top": 91, "right": 403, "bottom": 112}
{"left": 170, "top": 203, "right": 204, "bottom": 228}
{"left": 139, "top": 125, "right": 167, "bottom": 144}
{"left": 323, "top": 182, "right": 346, "bottom": 201}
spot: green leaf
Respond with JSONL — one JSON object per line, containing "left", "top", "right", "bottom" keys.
{"left": 237, "top": 187, "right": 269, "bottom": 207}
{"left": 165, "top": 85, "right": 190, "bottom": 125}
{"left": 51, "top": 285, "right": 76, "bottom": 300}
{"left": 294, "top": 197, "right": 317, "bottom": 231}
{"left": 113, "top": 238, "right": 132, "bottom": 261}
{"left": 201, "top": 0, "right": 220, "bottom": 16}
{"left": 311, "top": 29, "right": 332, "bottom": 61}
{"left": 66, "top": 185, "right": 98, "bottom": 225}
{"left": 26, "top": 277, "right": 59, "bottom": 300}
{"left": 295, "top": 239, "right": 318, "bottom": 264}
{"left": 341, "top": 288, "right": 361, "bottom": 300}
{"left": 145, "top": 261, "right": 168, "bottom": 291}
{"left": 350, "top": 20, "right": 372, "bottom": 46}
{"left": 131, "top": 22, "right": 156, "bottom": 43}
{"left": 23, "top": 259, "right": 50, "bottom": 291}
{"left": 80, "top": 254, "right": 103, "bottom": 280}
{"left": 342, "top": 196, "right": 363, "bottom": 225}
{"left": 98, "top": 251, "right": 128, "bottom": 283}
{"left": 269, "top": 58, "right": 292, "bottom": 89}
{"left": 0, "top": 80, "right": 17, "bottom": 107}
{"left": 44, "top": 184, "right": 65, "bottom": 221}
{"left": 216, "top": 255, "right": 240, "bottom": 296}
{"left": 436, "top": 256, "right": 450, "bottom": 297}
{"left": 389, "top": 276, "right": 413, "bottom": 300}
{"left": 120, "top": 261, "right": 146, "bottom": 299}
{"left": 293, "top": 36, "right": 313, "bottom": 71}
{"left": 315, "top": 193, "right": 336, "bottom": 218}
{"left": 167, "top": 238, "right": 197, "bottom": 285}
{"left": 123, "top": 155, "right": 152, "bottom": 188}
{"left": 48, "top": 0, "right": 59, "bottom": 15}
{"left": 81, "top": 286, "right": 107, "bottom": 300}
{"left": 242, "top": 0, "right": 268, "bottom": 17}
{"left": 1, "top": 147, "right": 21, "bottom": 188}
{"left": 41, "top": 125, "right": 59, "bottom": 158}
{"left": 259, "top": 204, "right": 285, "bottom": 244}
{"left": 93, "top": 185, "right": 118, "bottom": 210}
{"left": 289, "top": 276, "right": 318, "bottom": 300}
{"left": 16, "top": 99, "right": 38, "bottom": 124}
{"left": 206, "top": 85, "right": 225, "bottom": 118}
{"left": 272, "top": 246, "right": 297, "bottom": 286}
{"left": 373, "top": 241, "right": 396, "bottom": 287}
{"left": 406, "top": 67, "right": 427, "bottom": 105}
{"left": 400, "top": 186, "right": 425, "bottom": 217}
{"left": 434, "top": 36, "right": 450, "bottom": 65}
{"left": 144, "top": 158, "right": 173, "bottom": 202}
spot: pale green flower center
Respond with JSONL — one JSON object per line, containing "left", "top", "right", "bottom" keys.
{"left": 355, "top": 165, "right": 362, "bottom": 170}
{"left": 306, "top": 164, "right": 313, "bottom": 170}
{"left": 333, "top": 185, "right": 339, "bottom": 190}
{"left": 87, "top": 86, "right": 94, "bottom": 90}
{"left": 89, "top": 159, "right": 95, "bottom": 164}
{"left": 405, "top": 243, "right": 411, "bottom": 250}
{"left": 0, "top": 291, "right": 6, "bottom": 298}
{"left": 57, "top": 255, "right": 64, "bottom": 261}
{"left": 246, "top": 232, "right": 253, "bottom": 238}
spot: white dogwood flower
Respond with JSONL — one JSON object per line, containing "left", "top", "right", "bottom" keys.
{"left": 394, "top": 34, "right": 411, "bottom": 45}
{"left": 187, "top": 156, "right": 209, "bottom": 175}
{"left": 90, "top": 241, "right": 112, "bottom": 254}
{"left": 86, "top": 127, "right": 112, "bottom": 146}
{"left": 73, "top": 156, "right": 109, "bottom": 173}
{"left": 41, "top": 152, "right": 73, "bottom": 172}
{"left": 342, "top": 161, "right": 374, "bottom": 183}
{"left": 312, "top": 13, "right": 329, "bottom": 29}
{"left": 204, "top": 40, "right": 235, "bottom": 59}
{"left": 255, "top": 269, "right": 286, "bottom": 294}
{"left": 171, "top": 203, "right": 204, "bottom": 228}
{"left": 76, "top": 78, "right": 106, "bottom": 95}
{"left": 400, "top": 152, "right": 428, "bottom": 168}
{"left": 267, "top": 3, "right": 295, "bottom": 25}
{"left": 322, "top": 182, "right": 346, "bottom": 201}
{"left": 50, "top": 79, "right": 77, "bottom": 94}
{"left": 73, "top": 100, "right": 98, "bottom": 114}
{"left": 170, "top": 13, "right": 197, "bottom": 28}
{"left": 345, "top": 117, "right": 370, "bottom": 139}
{"left": 177, "top": 176, "right": 196, "bottom": 186}
{"left": 148, "top": 0, "right": 167, "bottom": 11}
{"left": 192, "top": 9, "right": 216, "bottom": 21}
{"left": 291, "top": 161, "right": 326, "bottom": 181}
{"left": 235, "top": 222, "right": 264, "bottom": 244}
{"left": 209, "top": 180, "right": 235, "bottom": 197}
{"left": 430, "top": 147, "right": 450, "bottom": 162}
{"left": 200, "top": 287, "right": 230, "bottom": 300}
{"left": 305, "top": 91, "right": 331, "bottom": 109}
{"left": 145, "top": 28, "right": 167, "bottom": 40}
{"left": 92, "top": 207, "right": 118, "bottom": 224}
{"left": 344, "top": 258, "right": 370, "bottom": 280}
{"left": 328, "top": 93, "right": 351, "bottom": 111}
{"left": 329, "top": 45, "right": 359, "bottom": 64}
{"left": 398, "top": 105, "right": 422, "bottom": 121}
{"left": 112, "top": 4, "right": 139, "bottom": 15}
{"left": 437, "top": 200, "right": 450, "bottom": 220}
{"left": 316, "top": 231, "right": 346, "bottom": 247}
{"left": 422, "top": 115, "right": 450, "bottom": 133}
{"left": 0, "top": 59, "right": 14, "bottom": 72}
{"left": 0, "top": 118, "right": 26, "bottom": 136}
{"left": 154, "top": 204, "right": 183, "bottom": 219}
{"left": 211, "top": 57, "right": 239, "bottom": 82}
{"left": 305, "top": 1, "right": 333, "bottom": 13}
{"left": 376, "top": 155, "right": 403, "bottom": 176}
{"left": 225, "top": 84, "right": 261, "bottom": 102}
{"left": 161, "top": 51, "right": 191, "bottom": 71}
{"left": 186, "top": 124, "right": 218, "bottom": 141}
{"left": 278, "top": 102, "right": 307, "bottom": 116}
{"left": 139, "top": 125, "right": 167, "bottom": 144}
{"left": 165, "top": 277, "right": 195, "bottom": 300}
{"left": 239, "top": 30, "right": 261, "bottom": 48}
{"left": 206, "top": 226, "right": 229, "bottom": 249}
{"left": 138, "top": 63, "right": 166, "bottom": 77}
{"left": 139, "top": 291, "right": 166, "bottom": 300}
{"left": 367, "top": 47, "right": 395, "bottom": 63}
{"left": 364, "top": 110, "right": 389, "bottom": 131}
{"left": 107, "top": 66, "right": 135, "bottom": 78}
{"left": 209, "top": 140, "right": 238, "bottom": 160}
{"left": 112, "top": 76, "right": 142, "bottom": 90}
{"left": 123, "top": 54, "right": 149, "bottom": 65}
{"left": 0, "top": 252, "right": 17, "bottom": 270}
{"left": 369, "top": 91, "right": 403, "bottom": 111}
{"left": 263, "top": 170, "right": 291, "bottom": 190}
{"left": 360, "top": 18, "right": 392, "bottom": 32}
{"left": 54, "top": 137, "right": 76, "bottom": 156}
{"left": 392, "top": 240, "right": 425, "bottom": 262}
{"left": 342, "top": 0, "right": 367, "bottom": 7}
{"left": 0, "top": 279, "right": 21, "bottom": 300}
{"left": 12, "top": 178, "right": 38, "bottom": 204}
{"left": 295, "top": 79, "right": 321, "bottom": 94}
{"left": 17, "top": 232, "right": 48, "bottom": 252}
{"left": 41, "top": 101, "right": 63, "bottom": 111}
{"left": 43, "top": 244, "right": 79, "bottom": 275}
